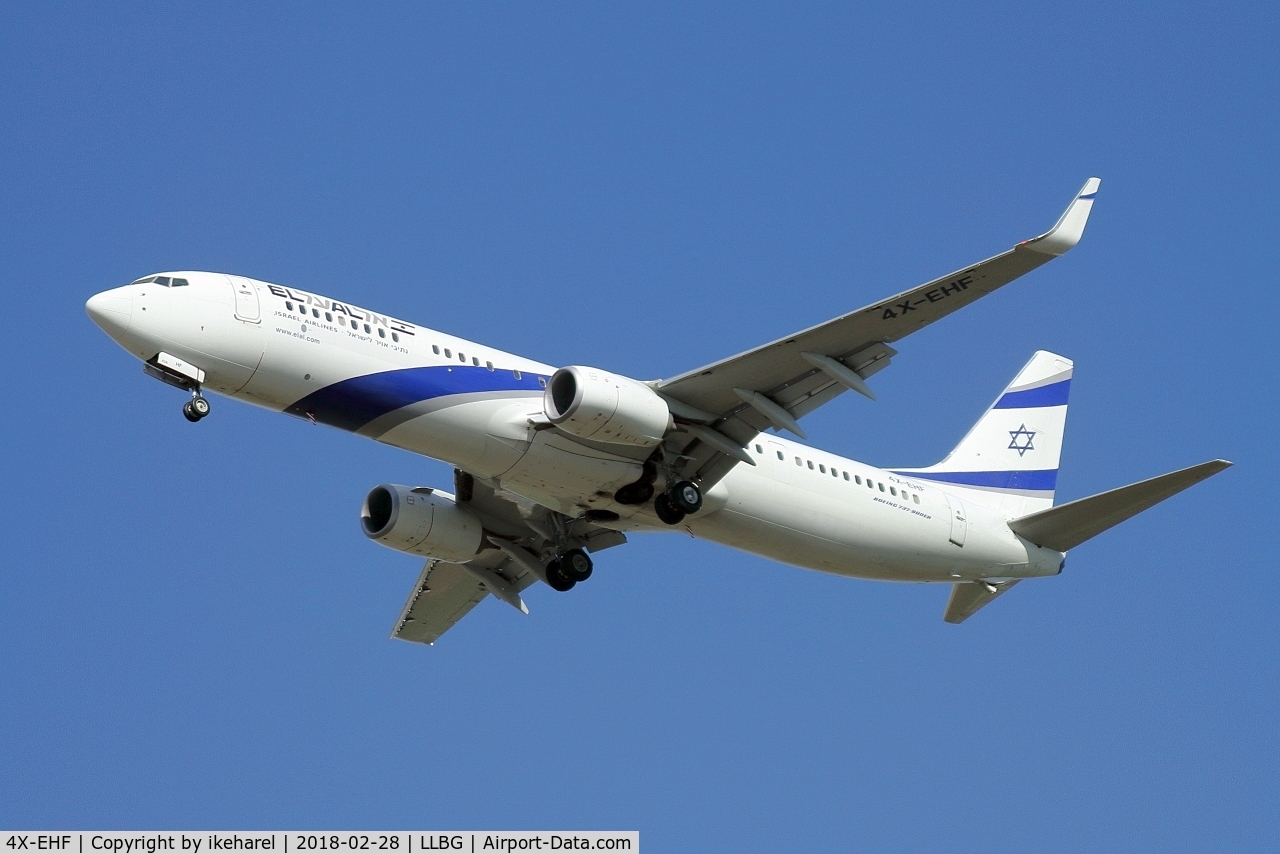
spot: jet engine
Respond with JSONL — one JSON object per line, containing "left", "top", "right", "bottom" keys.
{"left": 360, "top": 484, "right": 484, "bottom": 563}
{"left": 544, "top": 366, "right": 672, "bottom": 447}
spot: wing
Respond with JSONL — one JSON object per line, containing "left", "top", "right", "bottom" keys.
{"left": 390, "top": 469, "right": 627, "bottom": 646}
{"left": 391, "top": 558, "right": 499, "bottom": 645}
{"left": 656, "top": 178, "right": 1100, "bottom": 487}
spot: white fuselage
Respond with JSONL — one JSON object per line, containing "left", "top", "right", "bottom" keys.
{"left": 87, "top": 272, "right": 1064, "bottom": 585}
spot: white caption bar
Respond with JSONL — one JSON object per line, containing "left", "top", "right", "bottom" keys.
{"left": 3, "top": 834, "right": 638, "bottom": 854}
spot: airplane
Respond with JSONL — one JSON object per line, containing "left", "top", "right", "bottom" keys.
{"left": 85, "top": 177, "right": 1230, "bottom": 643}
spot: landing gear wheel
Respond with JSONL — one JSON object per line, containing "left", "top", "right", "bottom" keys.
{"left": 654, "top": 492, "right": 686, "bottom": 526}
{"left": 183, "top": 394, "right": 210, "bottom": 422}
{"left": 561, "top": 548, "right": 593, "bottom": 583}
{"left": 671, "top": 480, "right": 703, "bottom": 514}
{"left": 545, "top": 559, "right": 577, "bottom": 592}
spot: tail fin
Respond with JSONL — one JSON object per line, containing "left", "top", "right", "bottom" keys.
{"left": 893, "top": 351, "right": 1072, "bottom": 515}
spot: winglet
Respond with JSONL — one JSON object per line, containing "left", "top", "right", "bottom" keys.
{"left": 1022, "top": 177, "right": 1101, "bottom": 256}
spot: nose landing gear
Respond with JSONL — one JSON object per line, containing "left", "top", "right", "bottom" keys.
{"left": 182, "top": 391, "right": 210, "bottom": 422}
{"left": 142, "top": 353, "right": 210, "bottom": 422}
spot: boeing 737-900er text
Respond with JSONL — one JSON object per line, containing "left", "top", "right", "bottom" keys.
{"left": 86, "top": 178, "right": 1230, "bottom": 642}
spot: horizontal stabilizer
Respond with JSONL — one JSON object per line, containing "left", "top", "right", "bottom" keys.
{"left": 1008, "top": 459, "right": 1232, "bottom": 552}
{"left": 944, "top": 579, "right": 1020, "bottom": 624}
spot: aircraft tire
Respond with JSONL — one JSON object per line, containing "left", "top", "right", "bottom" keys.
{"left": 562, "top": 548, "right": 593, "bottom": 582}
{"left": 671, "top": 481, "right": 703, "bottom": 514}
{"left": 654, "top": 492, "right": 686, "bottom": 526}
{"left": 191, "top": 396, "right": 210, "bottom": 418}
{"left": 182, "top": 401, "right": 201, "bottom": 422}
{"left": 545, "top": 559, "right": 576, "bottom": 592}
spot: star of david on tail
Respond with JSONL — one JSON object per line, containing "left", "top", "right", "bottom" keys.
{"left": 1009, "top": 424, "right": 1036, "bottom": 456}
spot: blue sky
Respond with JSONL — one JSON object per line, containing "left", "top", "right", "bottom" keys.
{"left": 2, "top": 3, "right": 1276, "bottom": 850}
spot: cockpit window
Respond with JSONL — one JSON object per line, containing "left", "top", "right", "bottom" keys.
{"left": 131, "top": 276, "right": 157, "bottom": 284}
{"left": 172, "top": 278, "right": 189, "bottom": 287}
{"left": 154, "top": 276, "right": 171, "bottom": 287}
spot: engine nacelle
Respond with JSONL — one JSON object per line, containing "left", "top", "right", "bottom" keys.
{"left": 544, "top": 365, "right": 672, "bottom": 447}
{"left": 360, "top": 484, "right": 484, "bottom": 563}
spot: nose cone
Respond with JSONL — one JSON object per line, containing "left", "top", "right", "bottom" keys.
{"left": 86, "top": 287, "right": 133, "bottom": 341}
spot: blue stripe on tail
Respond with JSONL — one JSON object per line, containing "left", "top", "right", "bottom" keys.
{"left": 993, "top": 379, "right": 1070, "bottom": 409}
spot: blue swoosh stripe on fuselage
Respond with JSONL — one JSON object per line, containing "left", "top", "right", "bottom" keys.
{"left": 892, "top": 469, "right": 1058, "bottom": 490}
{"left": 286, "top": 365, "right": 547, "bottom": 432}
{"left": 993, "top": 379, "right": 1070, "bottom": 409}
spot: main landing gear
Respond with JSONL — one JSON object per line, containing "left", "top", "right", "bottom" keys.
{"left": 545, "top": 548, "right": 594, "bottom": 592}
{"left": 654, "top": 480, "right": 702, "bottom": 526}
{"left": 182, "top": 391, "right": 210, "bottom": 423}
{"left": 613, "top": 452, "right": 704, "bottom": 525}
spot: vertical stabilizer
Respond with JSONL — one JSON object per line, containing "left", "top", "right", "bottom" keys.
{"left": 893, "top": 351, "right": 1071, "bottom": 515}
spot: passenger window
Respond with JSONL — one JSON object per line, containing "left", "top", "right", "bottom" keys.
{"left": 807, "top": 461, "right": 814, "bottom": 470}
{"left": 818, "top": 464, "right": 826, "bottom": 473}
{"left": 514, "top": 370, "right": 522, "bottom": 380}
{"left": 339, "top": 317, "right": 346, "bottom": 325}
{"left": 154, "top": 276, "right": 171, "bottom": 286}
{"left": 378, "top": 328, "right": 386, "bottom": 338}
{"left": 843, "top": 472, "right": 849, "bottom": 481}
{"left": 392, "top": 332, "right": 399, "bottom": 342}
{"left": 459, "top": 352, "right": 465, "bottom": 362}
{"left": 444, "top": 349, "right": 452, "bottom": 358}
{"left": 795, "top": 457, "right": 802, "bottom": 466}
{"left": 312, "top": 308, "right": 320, "bottom": 318}
{"left": 297, "top": 304, "right": 305, "bottom": 313}
{"left": 832, "top": 469, "right": 839, "bottom": 478}
{"left": 913, "top": 494, "right": 920, "bottom": 504}
{"left": 363, "top": 323, "right": 370, "bottom": 333}
{"left": 486, "top": 361, "right": 494, "bottom": 371}
{"left": 433, "top": 345, "right": 440, "bottom": 355}
{"left": 777, "top": 451, "right": 784, "bottom": 460}
{"left": 890, "top": 487, "right": 897, "bottom": 496}
{"left": 325, "top": 312, "right": 333, "bottom": 322}
{"left": 285, "top": 301, "right": 293, "bottom": 311}
{"left": 538, "top": 377, "right": 547, "bottom": 388}
{"left": 172, "top": 278, "right": 189, "bottom": 287}
{"left": 472, "top": 357, "right": 480, "bottom": 366}
{"left": 754, "top": 444, "right": 762, "bottom": 454}
{"left": 855, "top": 475, "right": 862, "bottom": 485}
{"left": 878, "top": 483, "right": 885, "bottom": 492}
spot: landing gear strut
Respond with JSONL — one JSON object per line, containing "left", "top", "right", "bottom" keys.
{"left": 545, "top": 548, "right": 594, "bottom": 592}
{"left": 654, "top": 480, "right": 702, "bottom": 526}
{"left": 183, "top": 391, "right": 210, "bottom": 422}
